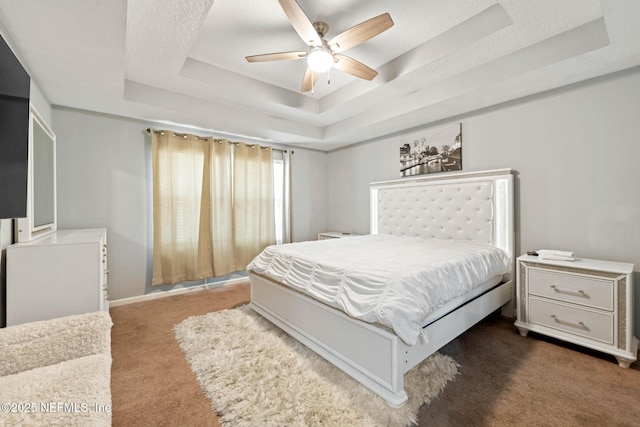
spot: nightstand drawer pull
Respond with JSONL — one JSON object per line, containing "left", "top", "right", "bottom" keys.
{"left": 550, "top": 314, "right": 586, "bottom": 329}
{"left": 549, "top": 285, "right": 586, "bottom": 296}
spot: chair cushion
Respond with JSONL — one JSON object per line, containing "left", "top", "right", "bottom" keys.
{"left": 0, "top": 353, "right": 112, "bottom": 427}
{"left": 0, "top": 311, "right": 112, "bottom": 377}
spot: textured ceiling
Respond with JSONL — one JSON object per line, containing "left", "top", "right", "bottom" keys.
{"left": 0, "top": 0, "right": 639, "bottom": 150}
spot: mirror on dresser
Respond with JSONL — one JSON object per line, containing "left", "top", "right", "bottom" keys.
{"left": 15, "top": 105, "right": 57, "bottom": 242}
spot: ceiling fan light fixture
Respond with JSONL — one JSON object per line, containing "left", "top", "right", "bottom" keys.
{"left": 307, "top": 47, "right": 333, "bottom": 73}
{"left": 245, "top": 2, "right": 394, "bottom": 93}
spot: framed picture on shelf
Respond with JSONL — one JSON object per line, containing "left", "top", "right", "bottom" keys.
{"left": 399, "top": 123, "right": 462, "bottom": 177}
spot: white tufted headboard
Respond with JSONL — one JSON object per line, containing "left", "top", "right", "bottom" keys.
{"left": 370, "top": 169, "right": 514, "bottom": 266}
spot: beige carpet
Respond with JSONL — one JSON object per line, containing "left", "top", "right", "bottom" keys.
{"left": 110, "top": 282, "right": 640, "bottom": 426}
{"left": 174, "top": 305, "right": 458, "bottom": 427}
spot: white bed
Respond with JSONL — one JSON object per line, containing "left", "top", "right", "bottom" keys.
{"left": 248, "top": 169, "right": 514, "bottom": 406}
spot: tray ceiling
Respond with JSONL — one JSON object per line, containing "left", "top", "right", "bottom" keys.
{"left": 0, "top": 0, "right": 638, "bottom": 150}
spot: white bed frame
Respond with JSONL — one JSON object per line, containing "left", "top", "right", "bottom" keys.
{"left": 249, "top": 169, "right": 514, "bottom": 407}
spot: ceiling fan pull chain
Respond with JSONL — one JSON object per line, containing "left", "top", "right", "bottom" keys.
{"left": 328, "top": 67, "right": 331, "bottom": 85}
{"left": 311, "top": 70, "right": 315, "bottom": 95}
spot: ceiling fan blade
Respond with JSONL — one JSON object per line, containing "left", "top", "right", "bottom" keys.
{"left": 301, "top": 68, "right": 318, "bottom": 92}
{"left": 245, "top": 51, "right": 307, "bottom": 62}
{"left": 328, "top": 13, "right": 394, "bottom": 53}
{"left": 278, "top": 0, "right": 322, "bottom": 46}
{"left": 333, "top": 54, "right": 378, "bottom": 81}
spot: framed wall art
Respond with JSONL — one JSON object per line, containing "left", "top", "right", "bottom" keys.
{"left": 399, "top": 123, "right": 462, "bottom": 177}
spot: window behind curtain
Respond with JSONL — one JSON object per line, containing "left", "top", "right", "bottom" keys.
{"left": 151, "top": 130, "right": 279, "bottom": 286}
{"left": 273, "top": 158, "right": 284, "bottom": 244}
{"left": 273, "top": 149, "right": 292, "bottom": 245}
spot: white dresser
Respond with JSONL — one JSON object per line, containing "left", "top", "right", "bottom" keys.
{"left": 515, "top": 254, "right": 636, "bottom": 368}
{"left": 6, "top": 228, "right": 108, "bottom": 326}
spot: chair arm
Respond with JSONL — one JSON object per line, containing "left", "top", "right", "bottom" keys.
{"left": 0, "top": 311, "right": 112, "bottom": 377}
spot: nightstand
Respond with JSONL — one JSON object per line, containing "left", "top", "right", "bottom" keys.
{"left": 515, "top": 254, "right": 637, "bottom": 368}
{"left": 317, "top": 232, "right": 361, "bottom": 240}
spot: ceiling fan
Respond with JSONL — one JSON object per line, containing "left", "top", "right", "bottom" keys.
{"left": 245, "top": 0, "right": 394, "bottom": 93}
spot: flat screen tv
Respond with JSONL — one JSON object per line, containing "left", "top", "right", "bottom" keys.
{"left": 0, "top": 31, "right": 30, "bottom": 219}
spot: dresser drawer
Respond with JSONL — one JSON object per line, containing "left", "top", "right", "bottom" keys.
{"left": 529, "top": 297, "right": 614, "bottom": 345}
{"left": 528, "top": 268, "right": 613, "bottom": 311}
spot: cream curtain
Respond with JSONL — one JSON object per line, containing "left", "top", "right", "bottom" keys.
{"left": 208, "top": 139, "right": 235, "bottom": 276}
{"left": 151, "top": 132, "right": 215, "bottom": 285}
{"left": 151, "top": 131, "right": 276, "bottom": 285}
{"left": 233, "top": 143, "right": 275, "bottom": 267}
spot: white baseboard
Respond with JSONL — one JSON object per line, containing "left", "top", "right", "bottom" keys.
{"left": 108, "top": 277, "right": 248, "bottom": 308}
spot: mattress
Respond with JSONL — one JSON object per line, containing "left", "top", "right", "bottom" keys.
{"left": 247, "top": 234, "right": 510, "bottom": 345}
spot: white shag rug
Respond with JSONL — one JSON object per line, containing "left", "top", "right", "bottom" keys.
{"left": 174, "top": 305, "right": 458, "bottom": 427}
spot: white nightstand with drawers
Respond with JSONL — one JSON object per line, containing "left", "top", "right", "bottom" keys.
{"left": 515, "top": 254, "right": 636, "bottom": 368}
{"left": 317, "top": 232, "right": 361, "bottom": 240}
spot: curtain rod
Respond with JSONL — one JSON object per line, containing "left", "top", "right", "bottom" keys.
{"left": 146, "top": 128, "right": 289, "bottom": 153}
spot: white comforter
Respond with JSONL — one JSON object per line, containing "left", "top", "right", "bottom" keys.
{"left": 247, "top": 234, "right": 510, "bottom": 345}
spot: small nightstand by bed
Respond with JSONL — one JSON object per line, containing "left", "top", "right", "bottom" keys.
{"left": 515, "top": 254, "right": 637, "bottom": 368}
{"left": 317, "top": 232, "right": 361, "bottom": 240}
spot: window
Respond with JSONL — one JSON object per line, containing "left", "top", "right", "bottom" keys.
{"left": 151, "top": 131, "right": 287, "bottom": 285}
{"left": 273, "top": 158, "right": 284, "bottom": 245}
{"left": 272, "top": 149, "right": 292, "bottom": 245}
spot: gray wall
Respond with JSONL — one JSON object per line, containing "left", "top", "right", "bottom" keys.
{"left": 327, "top": 67, "right": 640, "bottom": 331}
{"left": 52, "top": 108, "right": 328, "bottom": 300}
